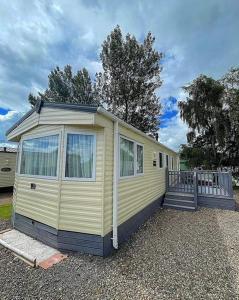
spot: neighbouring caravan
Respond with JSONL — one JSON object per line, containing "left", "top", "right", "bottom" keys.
{"left": 6, "top": 101, "right": 178, "bottom": 256}
{"left": 0, "top": 147, "right": 17, "bottom": 192}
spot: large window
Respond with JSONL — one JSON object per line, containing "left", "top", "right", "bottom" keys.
{"left": 159, "top": 152, "right": 164, "bottom": 168}
{"left": 20, "top": 135, "right": 59, "bottom": 177}
{"left": 120, "top": 137, "right": 134, "bottom": 177}
{"left": 65, "top": 133, "right": 95, "bottom": 179}
{"left": 120, "top": 137, "right": 143, "bottom": 177}
{"left": 137, "top": 144, "right": 143, "bottom": 174}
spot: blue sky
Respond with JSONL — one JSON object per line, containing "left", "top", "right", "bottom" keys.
{"left": 0, "top": 0, "right": 239, "bottom": 150}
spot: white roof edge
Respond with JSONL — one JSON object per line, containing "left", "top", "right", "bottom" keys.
{"left": 97, "top": 107, "right": 178, "bottom": 155}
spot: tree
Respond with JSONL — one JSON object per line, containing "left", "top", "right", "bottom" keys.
{"left": 28, "top": 65, "right": 96, "bottom": 106}
{"left": 179, "top": 67, "right": 239, "bottom": 168}
{"left": 179, "top": 75, "right": 225, "bottom": 165}
{"left": 179, "top": 144, "right": 216, "bottom": 169}
{"left": 220, "top": 68, "right": 239, "bottom": 166}
{"left": 95, "top": 25, "right": 162, "bottom": 136}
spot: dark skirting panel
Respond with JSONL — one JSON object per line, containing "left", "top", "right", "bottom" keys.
{"left": 198, "top": 195, "right": 235, "bottom": 210}
{"left": 13, "top": 195, "right": 164, "bottom": 257}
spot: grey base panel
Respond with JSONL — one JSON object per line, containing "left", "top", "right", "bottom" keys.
{"left": 198, "top": 195, "right": 235, "bottom": 210}
{"left": 0, "top": 186, "right": 13, "bottom": 193}
{"left": 14, "top": 195, "right": 164, "bottom": 257}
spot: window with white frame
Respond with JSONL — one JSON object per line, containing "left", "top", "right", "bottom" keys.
{"left": 20, "top": 135, "right": 59, "bottom": 177}
{"left": 65, "top": 133, "right": 95, "bottom": 179}
{"left": 166, "top": 154, "right": 169, "bottom": 168}
{"left": 120, "top": 137, "right": 143, "bottom": 177}
{"left": 159, "top": 152, "right": 164, "bottom": 168}
{"left": 136, "top": 144, "right": 143, "bottom": 174}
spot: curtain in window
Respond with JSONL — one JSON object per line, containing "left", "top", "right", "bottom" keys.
{"left": 120, "top": 137, "right": 134, "bottom": 177}
{"left": 20, "top": 135, "right": 59, "bottom": 176}
{"left": 137, "top": 145, "right": 143, "bottom": 174}
{"left": 65, "top": 134, "right": 94, "bottom": 178}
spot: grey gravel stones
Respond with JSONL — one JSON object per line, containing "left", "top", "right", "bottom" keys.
{"left": 1, "top": 207, "right": 239, "bottom": 299}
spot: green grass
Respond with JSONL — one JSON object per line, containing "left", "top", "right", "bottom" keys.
{"left": 0, "top": 204, "right": 12, "bottom": 220}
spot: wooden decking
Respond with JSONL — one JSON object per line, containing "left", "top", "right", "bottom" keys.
{"left": 164, "top": 170, "right": 235, "bottom": 211}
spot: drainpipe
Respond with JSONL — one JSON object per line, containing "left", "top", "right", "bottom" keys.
{"left": 112, "top": 121, "right": 119, "bottom": 249}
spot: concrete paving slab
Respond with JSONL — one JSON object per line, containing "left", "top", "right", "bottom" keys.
{"left": 0, "top": 229, "right": 61, "bottom": 267}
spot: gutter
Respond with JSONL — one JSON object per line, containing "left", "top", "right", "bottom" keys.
{"left": 112, "top": 120, "right": 119, "bottom": 249}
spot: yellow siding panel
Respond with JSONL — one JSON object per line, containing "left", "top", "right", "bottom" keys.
{"left": 14, "top": 125, "right": 63, "bottom": 228}
{"left": 39, "top": 107, "right": 94, "bottom": 125}
{"left": 100, "top": 116, "right": 114, "bottom": 236}
{"left": 58, "top": 126, "right": 104, "bottom": 235}
{"left": 117, "top": 125, "right": 177, "bottom": 226}
{"left": 15, "top": 176, "right": 60, "bottom": 228}
{"left": 0, "top": 152, "right": 16, "bottom": 188}
{"left": 7, "top": 112, "right": 39, "bottom": 141}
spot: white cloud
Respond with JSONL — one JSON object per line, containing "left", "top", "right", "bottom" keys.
{"left": 159, "top": 113, "right": 188, "bottom": 151}
{"left": 0, "top": 110, "right": 24, "bottom": 142}
{"left": 0, "top": 111, "right": 18, "bottom": 121}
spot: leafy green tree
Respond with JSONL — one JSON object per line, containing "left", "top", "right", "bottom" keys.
{"left": 28, "top": 65, "right": 96, "bottom": 106}
{"left": 179, "top": 67, "right": 239, "bottom": 168}
{"left": 220, "top": 68, "right": 239, "bottom": 166}
{"left": 179, "top": 144, "right": 217, "bottom": 169}
{"left": 95, "top": 25, "right": 162, "bottom": 136}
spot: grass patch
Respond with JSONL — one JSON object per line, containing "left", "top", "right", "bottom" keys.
{"left": 0, "top": 204, "right": 12, "bottom": 220}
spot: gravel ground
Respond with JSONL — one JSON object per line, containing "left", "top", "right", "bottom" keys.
{"left": 0, "top": 219, "right": 11, "bottom": 231}
{"left": 1, "top": 207, "right": 239, "bottom": 300}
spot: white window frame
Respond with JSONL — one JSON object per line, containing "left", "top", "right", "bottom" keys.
{"left": 159, "top": 152, "right": 164, "bottom": 169}
{"left": 62, "top": 130, "right": 96, "bottom": 182}
{"left": 18, "top": 131, "right": 61, "bottom": 180}
{"left": 119, "top": 135, "right": 144, "bottom": 179}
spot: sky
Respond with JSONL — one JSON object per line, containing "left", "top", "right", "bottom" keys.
{"left": 0, "top": 0, "right": 239, "bottom": 150}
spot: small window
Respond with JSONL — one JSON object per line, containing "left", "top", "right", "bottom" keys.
{"left": 65, "top": 133, "right": 95, "bottom": 179}
{"left": 166, "top": 154, "right": 169, "bottom": 168}
{"left": 172, "top": 157, "right": 174, "bottom": 170}
{"left": 159, "top": 152, "right": 163, "bottom": 168}
{"left": 120, "top": 137, "right": 134, "bottom": 177}
{"left": 137, "top": 144, "right": 143, "bottom": 174}
{"left": 20, "top": 135, "right": 59, "bottom": 177}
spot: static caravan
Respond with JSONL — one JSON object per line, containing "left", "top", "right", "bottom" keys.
{"left": 6, "top": 101, "right": 178, "bottom": 256}
{"left": 0, "top": 147, "right": 17, "bottom": 192}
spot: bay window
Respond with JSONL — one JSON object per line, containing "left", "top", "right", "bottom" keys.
{"left": 65, "top": 133, "right": 95, "bottom": 179}
{"left": 120, "top": 136, "right": 144, "bottom": 177}
{"left": 20, "top": 135, "right": 59, "bottom": 177}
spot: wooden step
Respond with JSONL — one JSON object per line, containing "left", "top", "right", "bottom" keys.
{"left": 165, "top": 192, "right": 194, "bottom": 201}
{"left": 164, "top": 198, "right": 196, "bottom": 208}
{"left": 163, "top": 203, "right": 196, "bottom": 211}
